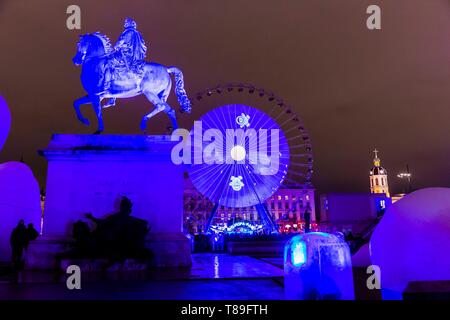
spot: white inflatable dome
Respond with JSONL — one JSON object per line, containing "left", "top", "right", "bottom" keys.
{"left": 370, "top": 188, "right": 450, "bottom": 299}
{"left": 0, "top": 96, "right": 42, "bottom": 261}
{"left": 0, "top": 162, "right": 42, "bottom": 261}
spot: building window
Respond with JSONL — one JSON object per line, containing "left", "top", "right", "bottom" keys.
{"left": 278, "top": 202, "right": 282, "bottom": 209}
{"left": 285, "top": 195, "right": 289, "bottom": 201}
{"left": 285, "top": 202, "right": 289, "bottom": 209}
{"left": 271, "top": 202, "right": 275, "bottom": 209}
{"left": 277, "top": 195, "right": 282, "bottom": 200}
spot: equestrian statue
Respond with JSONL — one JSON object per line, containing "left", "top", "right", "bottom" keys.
{"left": 72, "top": 18, "right": 192, "bottom": 134}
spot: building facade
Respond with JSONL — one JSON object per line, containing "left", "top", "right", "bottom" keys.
{"left": 183, "top": 178, "right": 316, "bottom": 234}
{"left": 319, "top": 192, "right": 391, "bottom": 234}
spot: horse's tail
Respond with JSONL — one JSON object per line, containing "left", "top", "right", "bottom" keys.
{"left": 167, "top": 66, "right": 192, "bottom": 113}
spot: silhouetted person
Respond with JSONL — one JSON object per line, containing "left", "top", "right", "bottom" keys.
{"left": 72, "top": 220, "right": 93, "bottom": 257}
{"left": 85, "top": 196, "right": 151, "bottom": 263}
{"left": 303, "top": 204, "right": 311, "bottom": 234}
{"left": 10, "top": 219, "right": 27, "bottom": 270}
{"left": 344, "top": 230, "right": 355, "bottom": 241}
{"left": 25, "top": 223, "right": 39, "bottom": 250}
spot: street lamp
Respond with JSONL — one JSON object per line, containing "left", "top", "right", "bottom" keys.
{"left": 397, "top": 164, "right": 412, "bottom": 193}
{"left": 397, "top": 172, "right": 411, "bottom": 180}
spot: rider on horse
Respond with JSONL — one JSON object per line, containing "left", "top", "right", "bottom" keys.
{"left": 73, "top": 18, "right": 192, "bottom": 133}
{"left": 104, "top": 18, "right": 147, "bottom": 99}
{"left": 114, "top": 18, "right": 147, "bottom": 71}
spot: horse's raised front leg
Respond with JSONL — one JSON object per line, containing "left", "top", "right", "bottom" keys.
{"left": 90, "top": 95, "right": 104, "bottom": 134}
{"left": 140, "top": 91, "right": 165, "bottom": 131}
{"left": 73, "top": 95, "right": 91, "bottom": 126}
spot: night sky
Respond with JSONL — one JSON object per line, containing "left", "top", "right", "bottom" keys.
{"left": 0, "top": 0, "right": 449, "bottom": 195}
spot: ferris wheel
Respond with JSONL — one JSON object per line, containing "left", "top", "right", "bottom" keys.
{"left": 184, "top": 83, "right": 314, "bottom": 233}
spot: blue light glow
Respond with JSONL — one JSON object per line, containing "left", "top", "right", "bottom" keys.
{"left": 229, "top": 175, "right": 244, "bottom": 191}
{"left": 187, "top": 104, "right": 290, "bottom": 208}
{"left": 284, "top": 233, "right": 355, "bottom": 300}
{"left": 236, "top": 113, "right": 251, "bottom": 128}
{"left": 291, "top": 241, "right": 307, "bottom": 266}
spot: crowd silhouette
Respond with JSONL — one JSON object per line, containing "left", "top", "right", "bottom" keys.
{"left": 10, "top": 219, "right": 39, "bottom": 270}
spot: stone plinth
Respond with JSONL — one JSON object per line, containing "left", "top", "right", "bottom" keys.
{"left": 26, "top": 134, "right": 191, "bottom": 269}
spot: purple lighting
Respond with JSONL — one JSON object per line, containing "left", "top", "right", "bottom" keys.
{"left": 187, "top": 104, "right": 290, "bottom": 208}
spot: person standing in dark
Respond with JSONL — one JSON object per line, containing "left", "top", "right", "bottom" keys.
{"left": 25, "top": 223, "right": 39, "bottom": 249}
{"left": 10, "top": 219, "right": 27, "bottom": 270}
{"left": 303, "top": 204, "right": 311, "bottom": 234}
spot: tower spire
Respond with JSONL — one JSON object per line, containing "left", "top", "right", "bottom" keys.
{"left": 369, "top": 148, "right": 390, "bottom": 197}
{"left": 373, "top": 148, "right": 380, "bottom": 167}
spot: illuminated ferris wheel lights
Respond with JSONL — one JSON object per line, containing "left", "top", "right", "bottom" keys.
{"left": 191, "top": 83, "right": 313, "bottom": 195}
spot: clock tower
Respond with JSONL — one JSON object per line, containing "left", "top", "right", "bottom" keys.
{"left": 369, "top": 149, "right": 390, "bottom": 197}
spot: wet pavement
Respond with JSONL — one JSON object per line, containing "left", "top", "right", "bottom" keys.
{"left": 190, "top": 254, "right": 283, "bottom": 279}
{"left": 0, "top": 278, "right": 285, "bottom": 300}
{"left": 0, "top": 254, "right": 285, "bottom": 300}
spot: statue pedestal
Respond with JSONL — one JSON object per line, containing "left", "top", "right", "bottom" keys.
{"left": 26, "top": 134, "right": 191, "bottom": 269}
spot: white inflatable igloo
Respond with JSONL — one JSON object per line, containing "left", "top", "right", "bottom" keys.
{"left": 0, "top": 96, "right": 42, "bottom": 261}
{"left": 370, "top": 188, "right": 450, "bottom": 299}
{"left": 0, "top": 162, "right": 42, "bottom": 260}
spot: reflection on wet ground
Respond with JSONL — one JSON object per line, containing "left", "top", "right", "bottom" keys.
{"left": 0, "top": 254, "right": 285, "bottom": 300}
{"left": 190, "top": 254, "right": 284, "bottom": 279}
{"left": 0, "top": 278, "right": 285, "bottom": 300}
